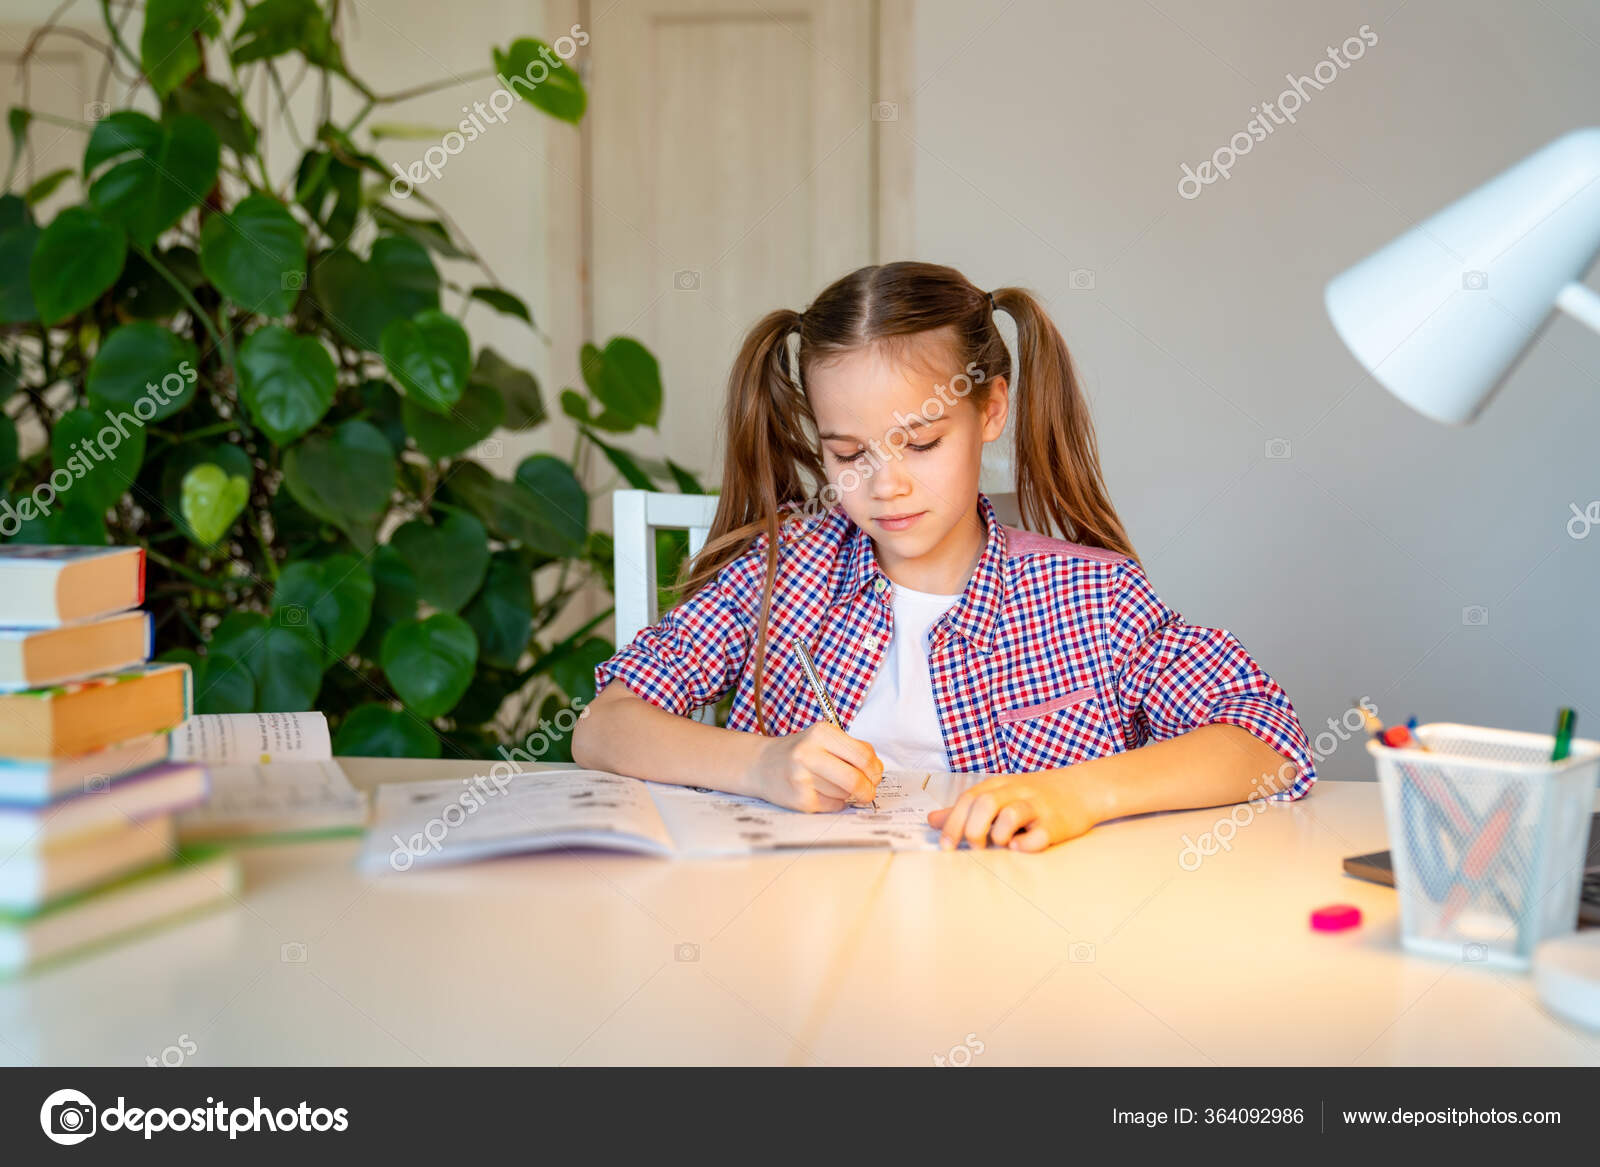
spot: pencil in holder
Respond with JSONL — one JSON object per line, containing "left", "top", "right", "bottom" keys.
{"left": 1369, "top": 722, "right": 1600, "bottom": 969}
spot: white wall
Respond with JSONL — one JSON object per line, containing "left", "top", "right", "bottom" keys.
{"left": 913, "top": 0, "right": 1600, "bottom": 772}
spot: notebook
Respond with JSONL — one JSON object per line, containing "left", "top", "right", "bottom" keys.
{"left": 361, "top": 767, "right": 979, "bottom": 871}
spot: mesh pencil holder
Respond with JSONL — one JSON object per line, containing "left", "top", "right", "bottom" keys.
{"left": 1369, "top": 723, "right": 1600, "bottom": 969}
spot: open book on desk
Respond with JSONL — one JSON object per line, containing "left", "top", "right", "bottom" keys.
{"left": 172, "top": 712, "right": 367, "bottom": 843}
{"left": 363, "top": 768, "right": 983, "bottom": 871}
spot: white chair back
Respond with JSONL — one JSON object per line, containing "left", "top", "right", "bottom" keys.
{"left": 610, "top": 490, "right": 722, "bottom": 723}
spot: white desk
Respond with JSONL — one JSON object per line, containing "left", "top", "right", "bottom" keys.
{"left": 3, "top": 764, "right": 1597, "bottom": 1066}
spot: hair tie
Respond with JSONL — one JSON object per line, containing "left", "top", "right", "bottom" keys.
{"left": 986, "top": 290, "right": 996, "bottom": 313}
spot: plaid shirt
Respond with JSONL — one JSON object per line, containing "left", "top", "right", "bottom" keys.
{"left": 594, "top": 491, "right": 1315, "bottom": 797}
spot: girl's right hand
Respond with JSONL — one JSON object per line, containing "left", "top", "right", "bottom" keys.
{"left": 748, "top": 722, "right": 885, "bottom": 812}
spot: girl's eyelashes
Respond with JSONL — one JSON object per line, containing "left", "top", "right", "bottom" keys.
{"left": 829, "top": 437, "right": 944, "bottom": 463}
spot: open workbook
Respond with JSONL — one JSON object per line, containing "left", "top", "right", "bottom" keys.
{"left": 362, "top": 768, "right": 982, "bottom": 870}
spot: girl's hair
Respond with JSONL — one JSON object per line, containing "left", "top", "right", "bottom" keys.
{"left": 672, "top": 260, "right": 1133, "bottom": 733}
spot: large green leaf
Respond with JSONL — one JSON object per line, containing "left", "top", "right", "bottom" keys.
{"left": 236, "top": 324, "right": 336, "bottom": 444}
{"left": 0, "top": 195, "right": 39, "bottom": 323}
{"left": 358, "top": 378, "right": 408, "bottom": 452}
{"left": 281, "top": 419, "right": 396, "bottom": 528}
{"left": 513, "top": 454, "right": 588, "bottom": 555}
{"left": 473, "top": 347, "right": 544, "bottom": 430}
{"left": 161, "top": 440, "right": 253, "bottom": 546}
{"left": 580, "top": 336, "right": 661, "bottom": 430}
{"left": 181, "top": 463, "right": 250, "bottom": 546}
{"left": 199, "top": 193, "right": 306, "bottom": 316}
{"left": 86, "top": 321, "right": 198, "bottom": 420}
{"left": 369, "top": 204, "right": 468, "bottom": 259}
{"left": 50, "top": 407, "right": 145, "bottom": 511}
{"left": 333, "top": 704, "right": 440, "bottom": 758}
{"left": 164, "top": 647, "right": 255, "bottom": 716}
{"left": 381, "top": 309, "right": 469, "bottom": 415}
{"left": 381, "top": 613, "right": 478, "bottom": 719}
{"left": 140, "top": 0, "right": 222, "bottom": 98}
{"left": 389, "top": 509, "right": 490, "bottom": 613}
{"left": 492, "top": 38, "right": 587, "bottom": 123}
{"left": 309, "top": 235, "right": 438, "bottom": 352}
{"left": 111, "top": 248, "right": 187, "bottom": 319}
{"left": 231, "top": 0, "right": 340, "bottom": 68}
{"left": 441, "top": 462, "right": 544, "bottom": 548}
{"left": 548, "top": 635, "right": 614, "bottom": 704}
{"left": 402, "top": 378, "right": 504, "bottom": 460}
{"left": 462, "top": 551, "right": 534, "bottom": 669}
{"left": 251, "top": 624, "right": 324, "bottom": 711}
{"left": 209, "top": 610, "right": 269, "bottom": 659}
{"left": 167, "top": 76, "right": 257, "bottom": 156}
{"left": 583, "top": 427, "right": 653, "bottom": 489}
{"left": 84, "top": 112, "right": 218, "bottom": 246}
{"left": 468, "top": 285, "right": 533, "bottom": 326}
{"left": 360, "top": 544, "right": 421, "bottom": 658}
{"left": 29, "top": 205, "right": 126, "bottom": 323}
{"left": 272, "top": 553, "right": 375, "bottom": 665}
{"left": 48, "top": 496, "right": 109, "bottom": 545}
{"left": 294, "top": 149, "right": 359, "bottom": 242}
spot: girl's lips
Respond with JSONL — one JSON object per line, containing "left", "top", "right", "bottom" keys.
{"left": 875, "top": 511, "right": 925, "bottom": 530}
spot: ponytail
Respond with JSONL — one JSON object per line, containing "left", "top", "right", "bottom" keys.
{"left": 991, "top": 287, "right": 1136, "bottom": 560}
{"left": 674, "top": 308, "right": 823, "bottom": 735}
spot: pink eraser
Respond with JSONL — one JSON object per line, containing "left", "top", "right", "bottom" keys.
{"left": 1311, "top": 903, "right": 1362, "bottom": 932}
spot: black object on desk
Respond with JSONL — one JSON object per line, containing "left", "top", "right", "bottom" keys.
{"left": 1342, "top": 812, "right": 1600, "bottom": 928}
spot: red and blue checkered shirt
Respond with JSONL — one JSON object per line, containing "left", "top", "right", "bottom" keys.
{"left": 594, "top": 491, "right": 1316, "bottom": 797}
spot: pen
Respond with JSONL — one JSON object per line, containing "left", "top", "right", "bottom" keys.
{"left": 791, "top": 639, "right": 876, "bottom": 809}
{"left": 1551, "top": 707, "right": 1575, "bottom": 762}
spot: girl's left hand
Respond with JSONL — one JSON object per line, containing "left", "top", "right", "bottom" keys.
{"left": 927, "top": 772, "right": 1098, "bottom": 851}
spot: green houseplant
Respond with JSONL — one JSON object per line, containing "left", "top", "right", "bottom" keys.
{"left": 0, "top": 0, "right": 704, "bottom": 761}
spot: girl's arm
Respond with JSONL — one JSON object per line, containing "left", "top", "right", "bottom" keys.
{"left": 928, "top": 723, "right": 1294, "bottom": 850}
{"left": 931, "top": 556, "right": 1315, "bottom": 850}
{"left": 573, "top": 682, "right": 883, "bottom": 811}
{"left": 573, "top": 681, "right": 768, "bottom": 791}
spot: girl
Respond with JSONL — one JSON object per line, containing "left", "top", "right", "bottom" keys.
{"left": 573, "top": 262, "right": 1315, "bottom": 851}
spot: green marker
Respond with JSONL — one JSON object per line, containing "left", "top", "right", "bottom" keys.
{"left": 1551, "top": 707, "right": 1575, "bottom": 762}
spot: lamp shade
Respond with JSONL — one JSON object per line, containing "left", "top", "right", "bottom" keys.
{"left": 1324, "top": 127, "right": 1600, "bottom": 424}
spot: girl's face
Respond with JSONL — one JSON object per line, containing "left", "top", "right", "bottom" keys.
{"left": 806, "top": 331, "right": 1008, "bottom": 570}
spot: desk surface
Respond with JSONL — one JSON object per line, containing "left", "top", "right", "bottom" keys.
{"left": 3, "top": 763, "right": 1597, "bottom": 1066}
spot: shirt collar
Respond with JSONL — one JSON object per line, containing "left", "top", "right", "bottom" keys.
{"left": 830, "top": 491, "right": 1008, "bottom": 654}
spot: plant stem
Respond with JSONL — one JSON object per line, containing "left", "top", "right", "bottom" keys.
{"left": 374, "top": 68, "right": 498, "bottom": 106}
{"left": 146, "top": 548, "right": 226, "bottom": 591}
{"left": 135, "top": 244, "right": 237, "bottom": 370}
{"left": 96, "top": 0, "right": 139, "bottom": 70}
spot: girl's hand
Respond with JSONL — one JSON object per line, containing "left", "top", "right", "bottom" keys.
{"left": 927, "top": 772, "right": 1098, "bottom": 851}
{"left": 748, "top": 722, "right": 884, "bottom": 812}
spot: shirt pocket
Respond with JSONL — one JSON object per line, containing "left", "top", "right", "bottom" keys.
{"left": 995, "top": 687, "right": 1118, "bottom": 772}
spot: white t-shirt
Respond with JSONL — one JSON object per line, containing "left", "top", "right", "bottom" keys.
{"left": 844, "top": 580, "right": 964, "bottom": 770}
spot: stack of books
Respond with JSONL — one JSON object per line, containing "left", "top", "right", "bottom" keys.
{"left": 0, "top": 546, "right": 239, "bottom": 977}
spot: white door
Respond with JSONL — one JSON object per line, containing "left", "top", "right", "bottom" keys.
{"left": 582, "top": 0, "right": 900, "bottom": 482}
